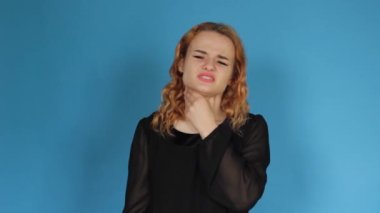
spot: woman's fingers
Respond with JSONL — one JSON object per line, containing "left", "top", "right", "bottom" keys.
{"left": 184, "top": 88, "right": 195, "bottom": 104}
{"left": 183, "top": 88, "right": 217, "bottom": 137}
{"left": 184, "top": 88, "right": 203, "bottom": 104}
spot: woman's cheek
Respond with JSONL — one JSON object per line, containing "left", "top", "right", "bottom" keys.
{"left": 182, "top": 72, "right": 192, "bottom": 87}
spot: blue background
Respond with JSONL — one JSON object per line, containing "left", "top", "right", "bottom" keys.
{"left": 1, "top": 0, "right": 379, "bottom": 212}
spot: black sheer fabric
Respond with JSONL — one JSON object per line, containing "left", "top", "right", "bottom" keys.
{"left": 123, "top": 113, "right": 270, "bottom": 213}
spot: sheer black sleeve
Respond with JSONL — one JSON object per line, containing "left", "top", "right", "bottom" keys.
{"left": 198, "top": 114, "right": 270, "bottom": 211}
{"left": 122, "top": 118, "right": 150, "bottom": 213}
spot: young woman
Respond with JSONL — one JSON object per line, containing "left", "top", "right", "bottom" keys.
{"left": 122, "top": 22, "right": 270, "bottom": 213}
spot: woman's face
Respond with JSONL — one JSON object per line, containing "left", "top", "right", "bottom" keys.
{"left": 179, "top": 31, "right": 235, "bottom": 98}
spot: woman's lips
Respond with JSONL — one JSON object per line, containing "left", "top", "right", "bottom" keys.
{"left": 197, "top": 72, "right": 215, "bottom": 83}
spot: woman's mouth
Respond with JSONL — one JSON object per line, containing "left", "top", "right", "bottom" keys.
{"left": 197, "top": 73, "right": 215, "bottom": 83}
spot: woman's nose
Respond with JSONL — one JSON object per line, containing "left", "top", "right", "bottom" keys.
{"left": 202, "top": 60, "right": 215, "bottom": 71}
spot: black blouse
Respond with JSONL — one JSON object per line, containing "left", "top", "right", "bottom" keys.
{"left": 122, "top": 113, "right": 270, "bottom": 213}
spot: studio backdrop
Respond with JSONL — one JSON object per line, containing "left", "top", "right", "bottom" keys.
{"left": 1, "top": 0, "right": 379, "bottom": 212}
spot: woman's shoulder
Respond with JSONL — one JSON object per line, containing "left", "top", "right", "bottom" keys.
{"left": 135, "top": 112, "right": 156, "bottom": 129}
{"left": 247, "top": 113, "right": 266, "bottom": 123}
{"left": 241, "top": 113, "right": 268, "bottom": 132}
{"left": 135, "top": 112, "right": 268, "bottom": 135}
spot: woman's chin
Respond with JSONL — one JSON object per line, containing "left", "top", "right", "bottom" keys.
{"left": 193, "top": 88, "right": 221, "bottom": 98}
{"left": 184, "top": 84, "right": 224, "bottom": 97}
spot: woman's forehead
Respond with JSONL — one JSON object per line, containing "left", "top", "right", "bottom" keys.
{"left": 188, "top": 31, "right": 235, "bottom": 57}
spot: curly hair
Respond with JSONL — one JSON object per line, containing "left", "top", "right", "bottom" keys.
{"left": 152, "top": 22, "right": 249, "bottom": 135}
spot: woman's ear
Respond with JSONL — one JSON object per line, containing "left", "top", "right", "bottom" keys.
{"left": 178, "top": 59, "right": 184, "bottom": 73}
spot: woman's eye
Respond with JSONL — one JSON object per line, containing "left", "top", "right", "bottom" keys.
{"left": 193, "top": 55, "right": 204, "bottom": 59}
{"left": 218, "top": 61, "right": 228, "bottom": 66}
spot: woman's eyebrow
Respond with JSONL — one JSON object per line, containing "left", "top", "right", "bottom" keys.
{"left": 217, "top": 55, "right": 229, "bottom": 61}
{"left": 194, "top": 49, "right": 230, "bottom": 61}
{"left": 194, "top": 49, "right": 207, "bottom": 54}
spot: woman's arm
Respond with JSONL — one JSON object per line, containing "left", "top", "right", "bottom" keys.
{"left": 198, "top": 114, "right": 270, "bottom": 211}
{"left": 122, "top": 118, "right": 150, "bottom": 213}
